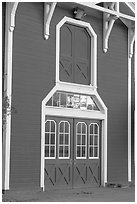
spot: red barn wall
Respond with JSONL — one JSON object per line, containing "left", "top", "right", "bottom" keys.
{"left": 9, "top": 2, "right": 131, "bottom": 188}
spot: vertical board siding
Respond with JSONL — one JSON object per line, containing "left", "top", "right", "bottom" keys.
{"left": 10, "top": 2, "right": 129, "bottom": 188}
{"left": 10, "top": 3, "right": 73, "bottom": 188}
{"left": 97, "top": 20, "right": 128, "bottom": 183}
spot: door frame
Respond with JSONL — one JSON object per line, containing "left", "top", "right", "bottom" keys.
{"left": 40, "top": 83, "right": 107, "bottom": 190}
{"left": 56, "top": 16, "right": 97, "bottom": 88}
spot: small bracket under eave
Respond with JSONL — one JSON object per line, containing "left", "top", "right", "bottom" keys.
{"left": 7, "top": 2, "right": 19, "bottom": 32}
{"left": 44, "top": 2, "right": 57, "bottom": 40}
{"left": 103, "top": 2, "right": 119, "bottom": 53}
{"left": 128, "top": 25, "right": 135, "bottom": 58}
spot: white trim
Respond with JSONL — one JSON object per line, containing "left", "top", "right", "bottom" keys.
{"left": 88, "top": 123, "right": 99, "bottom": 159}
{"left": 76, "top": 122, "right": 87, "bottom": 159}
{"left": 44, "top": 2, "right": 56, "bottom": 40}
{"left": 56, "top": 16, "right": 97, "bottom": 88}
{"left": 128, "top": 29, "right": 132, "bottom": 182}
{"left": 58, "top": 121, "right": 70, "bottom": 159}
{"left": 44, "top": 120, "right": 56, "bottom": 159}
{"left": 76, "top": 2, "right": 135, "bottom": 21}
{"left": 41, "top": 84, "right": 107, "bottom": 188}
{"left": 3, "top": 2, "right": 18, "bottom": 190}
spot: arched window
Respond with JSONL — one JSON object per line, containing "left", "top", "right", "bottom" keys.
{"left": 45, "top": 120, "right": 56, "bottom": 158}
{"left": 58, "top": 121, "right": 70, "bottom": 159}
{"left": 89, "top": 123, "right": 99, "bottom": 159}
{"left": 76, "top": 122, "right": 87, "bottom": 159}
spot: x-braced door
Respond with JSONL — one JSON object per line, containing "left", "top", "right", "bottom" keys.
{"left": 44, "top": 116, "right": 101, "bottom": 190}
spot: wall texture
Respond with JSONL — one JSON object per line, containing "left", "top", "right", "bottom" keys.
{"left": 10, "top": 2, "right": 131, "bottom": 188}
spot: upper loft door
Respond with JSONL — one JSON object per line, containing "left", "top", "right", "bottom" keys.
{"left": 60, "top": 23, "right": 91, "bottom": 85}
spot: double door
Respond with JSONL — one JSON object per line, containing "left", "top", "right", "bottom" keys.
{"left": 44, "top": 116, "right": 101, "bottom": 190}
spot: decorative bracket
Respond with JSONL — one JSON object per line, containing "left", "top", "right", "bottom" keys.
{"left": 7, "top": 2, "right": 19, "bottom": 32}
{"left": 103, "top": 2, "right": 119, "bottom": 53}
{"left": 128, "top": 25, "right": 135, "bottom": 58}
{"left": 44, "top": 2, "right": 57, "bottom": 40}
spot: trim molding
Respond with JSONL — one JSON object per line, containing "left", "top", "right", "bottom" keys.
{"left": 44, "top": 2, "right": 56, "bottom": 40}
{"left": 56, "top": 16, "right": 97, "bottom": 88}
{"left": 3, "top": 2, "right": 18, "bottom": 190}
{"left": 41, "top": 82, "right": 107, "bottom": 190}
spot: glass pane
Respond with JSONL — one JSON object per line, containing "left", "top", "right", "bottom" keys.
{"left": 82, "top": 135, "right": 86, "bottom": 145}
{"left": 80, "top": 95, "right": 87, "bottom": 110}
{"left": 59, "top": 134, "right": 64, "bottom": 145}
{"left": 82, "top": 123, "right": 86, "bottom": 134}
{"left": 45, "top": 121, "right": 50, "bottom": 132}
{"left": 53, "top": 92, "right": 60, "bottom": 106}
{"left": 60, "top": 93, "right": 66, "bottom": 107}
{"left": 77, "top": 123, "right": 81, "bottom": 133}
{"left": 51, "top": 121, "right": 55, "bottom": 132}
{"left": 46, "top": 97, "right": 52, "bottom": 106}
{"left": 89, "top": 146, "right": 93, "bottom": 157}
{"left": 64, "top": 146, "right": 69, "bottom": 157}
{"left": 77, "top": 146, "right": 81, "bottom": 157}
{"left": 94, "top": 136, "right": 98, "bottom": 145}
{"left": 73, "top": 94, "right": 80, "bottom": 109}
{"left": 59, "top": 122, "right": 64, "bottom": 133}
{"left": 50, "top": 146, "right": 55, "bottom": 157}
{"left": 77, "top": 135, "right": 81, "bottom": 145}
{"left": 45, "top": 146, "right": 49, "bottom": 157}
{"left": 89, "top": 135, "right": 93, "bottom": 145}
{"left": 89, "top": 124, "right": 94, "bottom": 134}
{"left": 65, "top": 134, "right": 69, "bottom": 145}
{"left": 94, "top": 147, "right": 98, "bottom": 157}
{"left": 82, "top": 146, "right": 86, "bottom": 157}
{"left": 51, "top": 134, "right": 55, "bottom": 144}
{"left": 45, "top": 133, "right": 49, "bottom": 144}
{"left": 65, "top": 122, "right": 69, "bottom": 133}
{"left": 94, "top": 124, "right": 98, "bottom": 134}
{"left": 67, "top": 94, "right": 74, "bottom": 108}
{"left": 59, "top": 146, "right": 63, "bottom": 157}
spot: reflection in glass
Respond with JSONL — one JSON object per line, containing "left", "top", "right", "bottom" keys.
{"left": 46, "top": 92, "right": 99, "bottom": 111}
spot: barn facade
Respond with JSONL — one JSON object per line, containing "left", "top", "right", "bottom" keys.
{"left": 2, "top": 2, "right": 135, "bottom": 191}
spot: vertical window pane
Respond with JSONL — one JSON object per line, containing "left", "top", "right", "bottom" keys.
{"left": 59, "top": 122, "right": 64, "bottom": 133}
{"left": 50, "top": 146, "right": 55, "bottom": 157}
{"left": 82, "top": 123, "right": 86, "bottom": 134}
{"left": 65, "top": 134, "right": 69, "bottom": 145}
{"left": 53, "top": 92, "right": 60, "bottom": 106}
{"left": 94, "top": 124, "right": 98, "bottom": 134}
{"left": 65, "top": 122, "right": 69, "bottom": 133}
{"left": 77, "top": 135, "right": 81, "bottom": 145}
{"left": 64, "top": 146, "right": 69, "bottom": 157}
{"left": 59, "top": 134, "right": 64, "bottom": 144}
{"left": 51, "top": 122, "right": 55, "bottom": 132}
{"left": 89, "top": 146, "right": 93, "bottom": 157}
{"left": 45, "top": 133, "right": 49, "bottom": 144}
{"left": 94, "top": 147, "right": 98, "bottom": 157}
{"left": 82, "top": 135, "right": 86, "bottom": 145}
{"left": 59, "top": 146, "right": 63, "bottom": 157}
{"left": 77, "top": 146, "right": 81, "bottom": 157}
{"left": 45, "top": 121, "right": 50, "bottom": 132}
{"left": 94, "top": 136, "right": 98, "bottom": 145}
{"left": 45, "top": 146, "right": 49, "bottom": 157}
{"left": 89, "top": 124, "right": 94, "bottom": 134}
{"left": 82, "top": 146, "right": 86, "bottom": 157}
{"left": 77, "top": 124, "right": 81, "bottom": 133}
{"left": 51, "top": 134, "right": 55, "bottom": 144}
{"left": 60, "top": 93, "right": 66, "bottom": 107}
{"left": 89, "top": 135, "right": 93, "bottom": 145}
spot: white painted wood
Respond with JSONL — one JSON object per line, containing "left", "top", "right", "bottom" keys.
{"left": 128, "top": 27, "right": 135, "bottom": 59}
{"left": 128, "top": 28, "right": 132, "bottom": 182}
{"left": 56, "top": 16, "right": 97, "bottom": 88}
{"left": 3, "top": 2, "right": 18, "bottom": 190}
{"left": 103, "top": 2, "right": 117, "bottom": 53}
{"left": 44, "top": 107, "right": 105, "bottom": 120}
{"left": 44, "top": 2, "right": 56, "bottom": 40}
{"left": 76, "top": 2, "right": 135, "bottom": 21}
